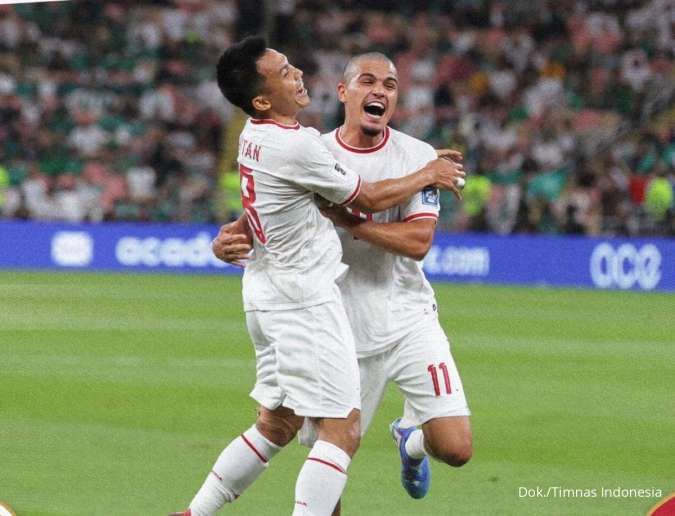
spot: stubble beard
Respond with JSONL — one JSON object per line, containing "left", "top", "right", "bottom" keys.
{"left": 360, "top": 124, "right": 383, "bottom": 137}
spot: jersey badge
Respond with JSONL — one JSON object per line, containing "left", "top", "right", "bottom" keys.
{"left": 422, "top": 187, "right": 439, "bottom": 206}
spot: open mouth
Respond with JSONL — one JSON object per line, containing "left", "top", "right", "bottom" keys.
{"left": 363, "top": 101, "right": 386, "bottom": 118}
{"left": 297, "top": 83, "right": 307, "bottom": 95}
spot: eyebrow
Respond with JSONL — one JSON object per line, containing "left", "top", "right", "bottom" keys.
{"left": 358, "top": 72, "right": 398, "bottom": 83}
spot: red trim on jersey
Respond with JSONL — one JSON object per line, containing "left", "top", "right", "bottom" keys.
{"left": 402, "top": 212, "right": 439, "bottom": 222}
{"left": 240, "top": 434, "right": 268, "bottom": 463}
{"left": 307, "top": 457, "right": 347, "bottom": 475}
{"left": 339, "top": 176, "right": 362, "bottom": 206}
{"left": 335, "top": 126, "right": 390, "bottom": 153}
{"left": 250, "top": 118, "right": 300, "bottom": 130}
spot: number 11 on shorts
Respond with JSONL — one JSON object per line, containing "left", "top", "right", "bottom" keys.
{"left": 427, "top": 363, "right": 452, "bottom": 396}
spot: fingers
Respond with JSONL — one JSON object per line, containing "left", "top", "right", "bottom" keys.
{"left": 218, "top": 233, "right": 250, "bottom": 245}
{"left": 433, "top": 175, "right": 464, "bottom": 200}
{"left": 212, "top": 232, "right": 252, "bottom": 265}
{"left": 436, "top": 149, "right": 463, "bottom": 161}
{"left": 440, "top": 181, "right": 462, "bottom": 199}
{"left": 217, "top": 222, "right": 237, "bottom": 237}
{"left": 439, "top": 181, "right": 463, "bottom": 200}
{"left": 214, "top": 244, "right": 252, "bottom": 259}
{"left": 445, "top": 159, "right": 466, "bottom": 178}
{"left": 431, "top": 157, "right": 466, "bottom": 177}
{"left": 220, "top": 243, "right": 252, "bottom": 255}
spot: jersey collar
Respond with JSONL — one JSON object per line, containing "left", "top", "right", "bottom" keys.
{"left": 335, "top": 126, "right": 390, "bottom": 154}
{"left": 250, "top": 118, "right": 301, "bottom": 130}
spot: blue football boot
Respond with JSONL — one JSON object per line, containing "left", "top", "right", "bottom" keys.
{"left": 389, "top": 418, "right": 430, "bottom": 499}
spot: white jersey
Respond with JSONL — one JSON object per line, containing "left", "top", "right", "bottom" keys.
{"left": 321, "top": 126, "right": 440, "bottom": 358}
{"left": 239, "top": 118, "right": 361, "bottom": 311}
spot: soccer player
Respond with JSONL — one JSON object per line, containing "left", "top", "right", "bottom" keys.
{"left": 173, "top": 38, "right": 465, "bottom": 516}
{"left": 213, "top": 52, "right": 472, "bottom": 505}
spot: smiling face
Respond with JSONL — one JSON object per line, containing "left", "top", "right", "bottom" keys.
{"left": 253, "top": 49, "right": 310, "bottom": 117}
{"left": 338, "top": 56, "right": 399, "bottom": 137}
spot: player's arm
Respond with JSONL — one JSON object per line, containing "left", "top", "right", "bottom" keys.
{"left": 350, "top": 157, "right": 464, "bottom": 213}
{"left": 291, "top": 137, "right": 464, "bottom": 213}
{"left": 322, "top": 207, "right": 435, "bottom": 260}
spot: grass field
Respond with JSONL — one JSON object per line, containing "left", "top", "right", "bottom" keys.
{"left": 1, "top": 271, "right": 673, "bottom": 516}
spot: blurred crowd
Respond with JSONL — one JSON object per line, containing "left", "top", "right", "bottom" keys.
{"left": 0, "top": 0, "right": 673, "bottom": 236}
{"left": 0, "top": 0, "right": 236, "bottom": 223}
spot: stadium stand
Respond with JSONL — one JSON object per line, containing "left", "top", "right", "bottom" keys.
{"left": 0, "top": 0, "right": 672, "bottom": 235}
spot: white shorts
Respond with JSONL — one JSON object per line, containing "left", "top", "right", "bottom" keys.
{"left": 358, "top": 315, "right": 470, "bottom": 434}
{"left": 298, "top": 314, "right": 469, "bottom": 445}
{"left": 246, "top": 299, "right": 361, "bottom": 419}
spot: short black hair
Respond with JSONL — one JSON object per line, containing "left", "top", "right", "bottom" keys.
{"left": 216, "top": 36, "right": 267, "bottom": 117}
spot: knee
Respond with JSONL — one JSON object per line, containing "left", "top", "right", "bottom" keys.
{"left": 316, "top": 409, "right": 361, "bottom": 457}
{"left": 427, "top": 435, "right": 473, "bottom": 467}
{"left": 344, "top": 418, "right": 361, "bottom": 456}
{"left": 331, "top": 415, "right": 361, "bottom": 457}
{"left": 256, "top": 408, "right": 303, "bottom": 447}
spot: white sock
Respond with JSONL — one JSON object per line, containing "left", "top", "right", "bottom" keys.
{"left": 293, "top": 440, "right": 351, "bottom": 516}
{"left": 189, "top": 425, "right": 281, "bottom": 516}
{"left": 404, "top": 429, "right": 427, "bottom": 460}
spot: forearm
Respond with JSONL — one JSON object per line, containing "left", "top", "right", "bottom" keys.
{"left": 346, "top": 219, "right": 433, "bottom": 261}
{"left": 352, "top": 169, "right": 432, "bottom": 212}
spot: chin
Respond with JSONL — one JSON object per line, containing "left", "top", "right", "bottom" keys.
{"left": 360, "top": 122, "right": 385, "bottom": 137}
{"left": 297, "top": 94, "right": 311, "bottom": 107}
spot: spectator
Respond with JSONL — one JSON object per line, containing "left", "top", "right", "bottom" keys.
{"left": 0, "top": 0, "right": 673, "bottom": 237}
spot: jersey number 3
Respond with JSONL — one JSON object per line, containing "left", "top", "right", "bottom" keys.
{"left": 239, "top": 165, "right": 267, "bottom": 244}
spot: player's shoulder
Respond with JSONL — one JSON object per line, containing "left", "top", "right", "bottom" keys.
{"left": 243, "top": 119, "right": 325, "bottom": 161}
{"left": 244, "top": 118, "right": 304, "bottom": 140}
{"left": 320, "top": 128, "right": 338, "bottom": 146}
{"left": 388, "top": 127, "right": 436, "bottom": 159}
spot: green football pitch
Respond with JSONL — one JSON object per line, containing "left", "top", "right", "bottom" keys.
{"left": 1, "top": 271, "right": 673, "bottom": 516}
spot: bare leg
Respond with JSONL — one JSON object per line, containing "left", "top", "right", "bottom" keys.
{"left": 256, "top": 405, "right": 304, "bottom": 446}
{"left": 421, "top": 415, "right": 472, "bottom": 467}
{"left": 314, "top": 408, "right": 361, "bottom": 458}
{"left": 293, "top": 409, "right": 360, "bottom": 515}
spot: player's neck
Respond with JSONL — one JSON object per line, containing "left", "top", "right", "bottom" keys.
{"left": 257, "top": 110, "right": 298, "bottom": 127}
{"left": 338, "top": 124, "right": 385, "bottom": 149}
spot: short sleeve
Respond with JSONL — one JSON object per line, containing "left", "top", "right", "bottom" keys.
{"left": 400, "top": 144, "right": 440, "bottom": 222}
{"left": 400, "top": 186, "right": 440, "bottom": 222}
{"left": 288, "top": 133, "right": 361, "bottom": 205}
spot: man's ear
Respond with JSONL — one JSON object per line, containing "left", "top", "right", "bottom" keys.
{"left": 252, "top": 95, "right": 271, "bottom": 113}
{"left": 337, "top": 82, "right": 347, "bottom": 103}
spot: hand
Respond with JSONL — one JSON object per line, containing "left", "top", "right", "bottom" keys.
{"left": 423, "top": 157, "right": 466, "bottom": 200}
{"left": 212, "top": 222, "right": 253, "bottom": 267}
{"left": 320, "top": 206, "right": 361, "bottom": 229}
{"left": 436, "top": 148, "right": 463, "bottom": 162}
